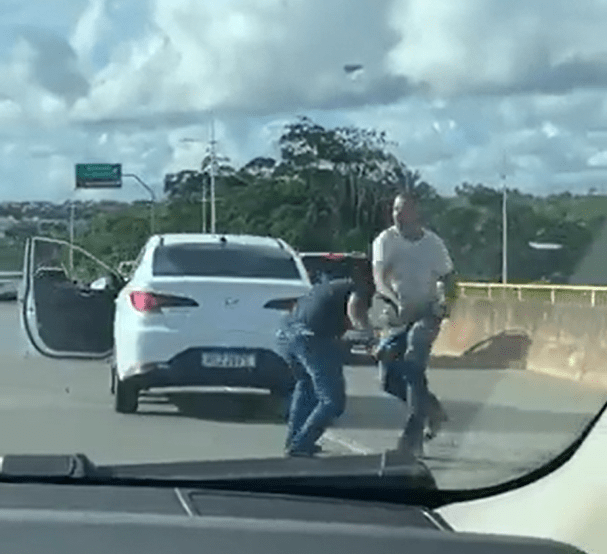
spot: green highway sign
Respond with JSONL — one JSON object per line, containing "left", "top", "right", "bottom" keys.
{"left": 75, "top": 163, "right": 122, "bottom": 189}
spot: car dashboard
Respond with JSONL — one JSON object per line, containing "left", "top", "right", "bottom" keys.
{"left": 0, "top": 480, "right": 582, "bottom": 554}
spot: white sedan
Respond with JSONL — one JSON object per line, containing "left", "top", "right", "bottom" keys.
{"left": 20, "top": 234, "right": 312, "bottom": 414}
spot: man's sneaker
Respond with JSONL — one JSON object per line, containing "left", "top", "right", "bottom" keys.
{"left": 284, "top": 444, "right": 322, "bottom": 457}
{"left": 396, "top": 435, "right": 424, "bottom": 458}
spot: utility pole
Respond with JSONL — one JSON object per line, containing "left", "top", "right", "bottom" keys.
{"left": 69, "top": 201, "right": 75, "bottom": 274}
{"left": 501, "top": 155, "right": 508, "bottom": 284}
{"left": 210, "top": 115, "right": 217, "bottom": 234}
{"left": 202, "top": 179, "right": 207, "bottom": 233}
{"left": 123, "top": 174, "right": 156, "bottom": 234}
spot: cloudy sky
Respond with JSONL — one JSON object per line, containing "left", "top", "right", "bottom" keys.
{"left": 2, "top": 0, "right": 607, "bottom": 202}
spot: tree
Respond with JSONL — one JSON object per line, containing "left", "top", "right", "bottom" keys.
{"left": 153, "top": 117, "right": 602, "bottom": 280}
{"left": 275, "top": 116, "right": 428, "bottom": 246}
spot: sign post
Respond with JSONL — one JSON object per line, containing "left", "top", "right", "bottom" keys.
{"left": 73, "top": 164, "right": 122, "bottom": 274}
{"left": 123, "top": 174, "right": 156, "bottom": 234}
{"left": 75, "top": 163, "right": 122, "bottom": 189}
{"left": 74, "top": 164, "right": 156, "bottom": 234}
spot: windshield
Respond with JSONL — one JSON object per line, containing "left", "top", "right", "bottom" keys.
{"left": 4, "top": 0, "right": 607, "bottom": 496}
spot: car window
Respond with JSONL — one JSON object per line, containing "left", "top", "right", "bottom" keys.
{"left": 302, "top": 256, "right": 354, "bottom": 282}
{"left": 152, "top": 243, "right": 302, "bottom": 279}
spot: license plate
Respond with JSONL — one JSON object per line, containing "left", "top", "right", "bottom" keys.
{"left": 201, "top": 352, "right": 256, "bottom": 368}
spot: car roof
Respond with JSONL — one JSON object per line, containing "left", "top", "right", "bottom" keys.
{"left": 151, "top": 234, "right": 286, "bottom": 249}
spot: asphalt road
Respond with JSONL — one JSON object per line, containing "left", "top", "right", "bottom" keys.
{"left": 3, "top": 303, "right": 607, "bottom": 490}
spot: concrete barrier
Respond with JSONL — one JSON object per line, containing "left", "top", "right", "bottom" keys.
{"left": 0, "top": 279, "right": 19, "bottom": 301}
{"left": 431, "top": 297, "right": 607, "bottom": 390}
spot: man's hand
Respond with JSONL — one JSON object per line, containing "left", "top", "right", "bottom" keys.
{"left": 397, "top": 302, "right": 419, "bottom": 326}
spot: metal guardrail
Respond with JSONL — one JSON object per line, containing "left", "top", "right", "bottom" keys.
{"left": 457, "top": 282, "right": 607, "bottom": 307}
{"left": 0, "top": 271, "right": 22, "bottom": 279}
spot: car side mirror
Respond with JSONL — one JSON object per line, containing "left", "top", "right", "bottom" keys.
{"left": 90, "top": 276, "right": 111, "bottom": 291}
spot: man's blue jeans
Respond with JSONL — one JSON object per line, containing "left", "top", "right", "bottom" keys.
{"left": 377, "top": 314, "right": 441, "bottom": 452}
{"left": 277, "top": 324, "right": 346, "bottom": 454}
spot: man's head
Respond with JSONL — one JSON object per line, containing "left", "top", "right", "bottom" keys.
{"left": 392, "top": 191, "right": 421, "bottom": 229}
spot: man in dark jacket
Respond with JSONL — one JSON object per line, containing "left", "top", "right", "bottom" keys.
{"left": 277, "top": 271, "right": 372, "bottom": 457}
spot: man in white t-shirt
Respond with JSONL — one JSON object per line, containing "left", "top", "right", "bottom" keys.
{"left": 371, "top": 191, "right": 455, "bottom": 457}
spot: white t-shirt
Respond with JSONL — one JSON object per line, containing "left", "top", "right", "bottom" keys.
{"left": 372, "top": 226, "right": 454, "bottom": 307}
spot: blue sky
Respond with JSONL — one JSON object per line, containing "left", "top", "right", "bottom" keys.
{"left": 2, "top": 0, "right": 607, "bottom": 202}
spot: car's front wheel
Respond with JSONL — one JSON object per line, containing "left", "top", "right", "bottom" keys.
{"left": 114, "top": 379, "right": 139, "bottom": 414}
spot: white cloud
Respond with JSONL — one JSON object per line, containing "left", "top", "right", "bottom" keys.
{"left": 1, "top": 1, "right": 607, "bottom": 201}
{"left": 68, "top": 0, "right": 410, "bottom": 122}
{"left": 70, "top": 0, "right": 109, "bottom": 64}
{"left": 588, "top": 151, "right": 607, "bottom": 166}
{"left": 0, "top": 99, "right": 22, "bottom": 122}
{"left": 387, "top": 0, "right": 607, "bottom": 96}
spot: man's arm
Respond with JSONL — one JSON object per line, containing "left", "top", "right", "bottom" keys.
{"left": 346, "top": 291, "right": 371, "bottom": 330}
{"left": 372, "top": 261, "right": 399, "bottom": 307}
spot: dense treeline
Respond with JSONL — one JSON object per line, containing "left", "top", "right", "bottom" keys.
{"left": 67, "top": 117, "right": 603, "bottom": 283}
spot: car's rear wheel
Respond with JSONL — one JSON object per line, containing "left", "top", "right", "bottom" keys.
{"left": 115, "top": 379, "right": 139, "bottom": 414}
{"left": 109, "top": 347, "right": 117, "bottom": 395}
{"left": 110, "top": 363, "right": 117, "bottom": 395}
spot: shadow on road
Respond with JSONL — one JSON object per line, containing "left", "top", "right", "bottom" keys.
{"left": 136, "top": 389, "right": 595, "bottom": 438}
{"left": 138, "top": 391, "right": 285, "bottom": 423}
{"left": 347, "top": 331, "right": 532, "bottom": 370}
{"left": 338, "top": 395, "right": 595, "bottom": 434}
{"left": 429, "top": 331, "right": 532, "bottom": 370}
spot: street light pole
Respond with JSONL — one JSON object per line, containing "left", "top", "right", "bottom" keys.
{"left": 69, "top": 201, "right": 75, "bottom": 274}
{"left": 202, "top": 180, "right": 207, "bottom": 233}
{"left": 210, "top": 115, "right": 217, "bottom": 234}
{"left": 501, "top": 159, "right": 508, "bottom": 285}
{"left": 123, "top": 174, "right": 156, "bottom": 234}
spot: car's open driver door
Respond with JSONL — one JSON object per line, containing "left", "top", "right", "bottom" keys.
{"left": 20, "top": 237, "right": 124, "bottom": 359}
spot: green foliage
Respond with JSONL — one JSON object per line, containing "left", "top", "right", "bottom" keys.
{"left": 61, "top": 117, "right": 603, "bottom": 284}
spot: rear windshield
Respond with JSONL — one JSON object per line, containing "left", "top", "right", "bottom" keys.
{"left": 302, "top": 255, "right": 359, "bottom": 282}
{"left": 301, "top": 255, "right": 375, "bottom": 297}
{"left": 153, "top": 243, "right": 302, "bottom": 279}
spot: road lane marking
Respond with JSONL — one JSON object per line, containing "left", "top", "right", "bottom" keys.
{"left": 321, "top": 431, "right": 373, "bottom": 455}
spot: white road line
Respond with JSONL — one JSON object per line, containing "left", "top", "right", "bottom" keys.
{"left": 217, "top": 387, "right": 375, "bottom": 455}
{"left": 321, "top": 431, "right": 373, "bottom": 455}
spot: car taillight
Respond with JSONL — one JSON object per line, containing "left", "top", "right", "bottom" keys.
{"left": 129, "top": 291, "right": 198, "bottom": 312}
